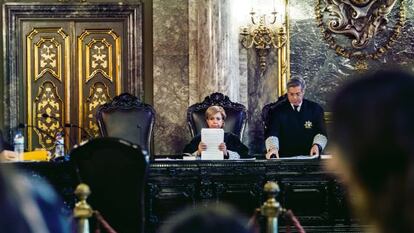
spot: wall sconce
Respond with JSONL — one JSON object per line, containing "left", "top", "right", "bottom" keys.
{"left": 240, "top": 7, "right": 287, "bottom": 77}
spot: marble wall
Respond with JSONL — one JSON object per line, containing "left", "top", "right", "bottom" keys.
{"left": 153, "top": 0, "right": 190, "bottom": 155}
{"left": 153, "top": 0, "right": 414, "bottom": 155}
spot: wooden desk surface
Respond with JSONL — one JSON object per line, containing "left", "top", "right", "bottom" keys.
{"left": 5, "top": 159, "right": 359, "bottom": 233}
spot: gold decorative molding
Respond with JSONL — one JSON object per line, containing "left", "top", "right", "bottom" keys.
{"left": 34, "top": 38, "right": 61, "bottom": 81}
{"left": 278, "top": 0, "right": 290, "bottom": 96}
{"left": 315, "top": 0, "right": 406, "bottom": 68}
{"left": 35, "top": 81, "right": 63, "bottom": 149}
{"left": 86, "top": 82, "right": 111, "bottom": 137}
{"left": 78, "top": 29, "right": 122, "bottom": 139}
{"left": 26, "top": 27, "right": 70, "bottom": 150}
{"left": 86, "top": 39, "right": 113, "bottom": 83}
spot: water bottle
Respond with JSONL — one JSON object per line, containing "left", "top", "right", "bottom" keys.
{"left": 14, "top": 129, "right": 25, "bottom": 161}
{"left": 54, "top": 132, "right": 65, "bottom": 158}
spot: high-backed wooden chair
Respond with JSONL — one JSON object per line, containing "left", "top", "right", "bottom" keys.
{"left": 187, "top": 92, "right": 247, "bottom": 140}
{"left": 70, "top": 137, "right": 148, "bottom": 233}
{"left": 262, "top": 94, "right": 287, "bottom": 138}
{"left": 96, "top": 93, "right": 155, "bottom": 156}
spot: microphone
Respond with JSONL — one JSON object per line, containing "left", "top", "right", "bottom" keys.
{"left": 41, "top": 113, "right": 59, "bottom": 122}
{"left": 41, "top": 113, "right": 92, "bottom": 142}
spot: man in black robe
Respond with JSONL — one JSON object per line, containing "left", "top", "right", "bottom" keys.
{"left": 265, "top": 78, "right": 327, "bottom": 158}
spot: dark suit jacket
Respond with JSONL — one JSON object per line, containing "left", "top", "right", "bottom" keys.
{"left": 267, "top": 99, "right": 327, "bottom": 156}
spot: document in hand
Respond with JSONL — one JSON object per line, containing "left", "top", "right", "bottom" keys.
{"left": 201, "top": 128, "right": 224, "bottom": 160}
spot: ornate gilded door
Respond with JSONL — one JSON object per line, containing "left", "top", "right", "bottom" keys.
{"left": 23, "top": 21, "right": 124, "bottom": 150}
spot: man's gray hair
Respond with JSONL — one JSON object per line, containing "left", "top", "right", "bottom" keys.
{"left": 287, "top": 78, "right": 306, "bottom": 90}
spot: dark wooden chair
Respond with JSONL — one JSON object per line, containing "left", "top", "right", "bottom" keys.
{"left": 70, "top": 137, "right": 148, "bottom": 233}
{"left": 262, "top": 94, "right": 287, "bottom": 138}
{"left": 187, "top": 92, "right": 247, "bottom": 140}
{"left": 96, "top": 93, "right": 155, "bottom": 156}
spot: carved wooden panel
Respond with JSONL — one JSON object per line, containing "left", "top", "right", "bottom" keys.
{"left": 22, "top": 21, "right": 124, "bottom": 150}
{"left": 76, "top": 23, "right": 124, "bottom": 138}
{"left": 4, "top": 3, "right": 142, "bottom": 146}
{"left": 23, "top": 23, "right": 71, "bottom": 150}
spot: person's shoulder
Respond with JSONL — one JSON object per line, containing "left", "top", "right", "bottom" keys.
{"left": 270, "top": 99, "right": 290, "bottom": 112}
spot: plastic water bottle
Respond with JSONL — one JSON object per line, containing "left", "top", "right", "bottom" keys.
{"left": 14, "top": 130, "right": 25, "bottom": 161}
{"left": 54, "top": 132, "right": 65, "bottom": 158}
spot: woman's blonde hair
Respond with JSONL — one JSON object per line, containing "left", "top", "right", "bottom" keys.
{"left": 205, "top": 106, "right": 226, "bottom": 121}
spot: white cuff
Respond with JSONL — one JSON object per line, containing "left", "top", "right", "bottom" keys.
{"left": 265, "top": 136, "right": 279, "bottom": 151}
{"left": 228, "top": 150, "right": 240, "bottom": 160}
{"left": 313, "top": 134, "right": 327, "bottom": 150}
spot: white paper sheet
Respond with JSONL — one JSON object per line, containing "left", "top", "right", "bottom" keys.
{"left": 277, "top": 154, "right": 319, "bottom": 160}
{"left": 201, "top": 128, "right": 224, "bottom": 160}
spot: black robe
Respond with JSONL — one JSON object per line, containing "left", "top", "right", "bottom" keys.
{"left": 267, "top": 98, "right": 327, "bottom": 157}
{"left": 183, "top": 132, "right": 249, "bottom": 159}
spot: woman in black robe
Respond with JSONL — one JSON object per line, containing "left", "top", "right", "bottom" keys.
{"left": 183, "top": 106, "right": 249, "bottom": 159}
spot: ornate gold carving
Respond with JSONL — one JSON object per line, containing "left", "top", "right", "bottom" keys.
{"left": 27, "top": 27, "right": 69, "bottom": 150}
{"left": 240, "top": 0, "right": 291, "bottom": 96}
{"left": 35, "top": 81, "right": 63, "bottom": 150}
{"left": 315, "top": 0, "right": 406, "bottom": 67}
{"left": 86, "top": 39, "right": 113, "bottom": 83}
{"left": 86, "top": 83, "right": 111, "bottom": 137}
{"left": 78, "top": 29, "right": 122, "bottom": 140}
{"left": 34, "top": 38, "right": 61, "bottom": 81}
{"left": 240, "top": 11, "right": 288, "bottom": 76}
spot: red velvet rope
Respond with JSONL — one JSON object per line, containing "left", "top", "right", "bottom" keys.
{"left": 93, "top": 211, "right": 117, "bottom": 233}
{"left": 285, "top": 210, "right": 306, "bottom": 233}
{"left": 247, "top": 208, "right": 261, "bottom": 233}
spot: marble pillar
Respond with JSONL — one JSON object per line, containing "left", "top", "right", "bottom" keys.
{"left": 153, "top": 0, "right": 190, "bottom": 155}
{"left": 189, "top": 0, "right": 244, "bottom": 105}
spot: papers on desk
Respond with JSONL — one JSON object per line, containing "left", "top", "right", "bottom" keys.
{"left": 277, "top": 154, "right": 319, "bottom": 160}
{"left": 201, "top": 128, "right": 224, "bottom": 160}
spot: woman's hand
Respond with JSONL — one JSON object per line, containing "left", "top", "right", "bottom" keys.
{"left": 266, "top": 148, "right": 279, "bottom": 159}
{"left": 218, "top": 142, "right": 227, "bottom": 156}
{"left": 0, "top": 150, "right": 19, "bottom": 161}
{"left": 198, "top": 142, "right": 207, "bottom": 155}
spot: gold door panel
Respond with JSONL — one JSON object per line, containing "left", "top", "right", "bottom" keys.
{"left": 23, "top": 21, "right": 124, "bottom": 150}
{"left": 76, "top": 23, "right": 123, "bottom": 138}
{"left": 24, "top": 23, "right": 71, "bottom": 150}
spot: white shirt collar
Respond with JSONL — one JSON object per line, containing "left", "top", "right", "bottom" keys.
{"left": 291, "top": 102, "right": 302, "bottom": 111}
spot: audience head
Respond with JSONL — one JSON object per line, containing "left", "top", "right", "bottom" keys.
{"left": 0, "top": 166, "right": 71, "bottom": 233}
{"left": 286, "top": 78, "right": 305, "bottom": 106}
{"left": 330, "top": 69, "right": 414, "bottom": 233}
{"left": 159, "top": 203, "right": 252, "bottom": 233}
{"left": 205, "top": 105, "right": 226, "bottom": 128}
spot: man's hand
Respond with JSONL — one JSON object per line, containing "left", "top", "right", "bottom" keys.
{"left": 0, "top": 150, "right": 19, "bottom": 161}
{"left": 266, "top": 148, "right": 279, "bottom": 159}
{"left": 198, "top": 142, "right": 207, "bottom": 155}
{"left": 218, "top": 142, "right": 227, "bottom": 155}
{"left": 310, "top": 144, "right": 320, "bottom": 156}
